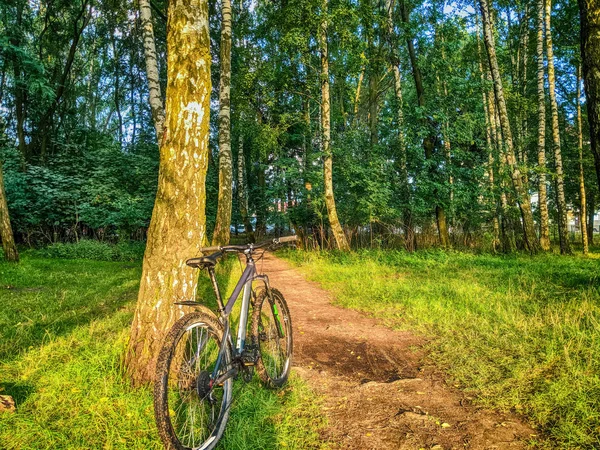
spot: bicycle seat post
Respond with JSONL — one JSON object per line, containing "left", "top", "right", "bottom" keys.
{"left": 207, "top": 266, "right": 225, "bottom": 312}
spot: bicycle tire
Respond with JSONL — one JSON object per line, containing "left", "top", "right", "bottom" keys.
{"left": 251, "top": 288, "right": 293, "bottom": 388}
{"left": 154, "top": 310, "right": 232, "bottom": 450}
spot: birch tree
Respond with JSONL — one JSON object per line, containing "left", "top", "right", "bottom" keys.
{"left": 479, "top": 0, "right": 540, "bottom": 253}
{"left": 126, "top": 0, "right": 212, "bottom": 385}
{"left": 536, "top": 0, "right": 551, "bottom": 250}
{"left": 545, "top": 0, "right": 571, "bottom": 254}
{"left": 139, "top": 0, "right": 165, "bottom": 139}
{"left": 212, "top": 0, "right": 233, "bottom": 246}
{"left": 320, "top": 0, "right": 350, "bottom": 251}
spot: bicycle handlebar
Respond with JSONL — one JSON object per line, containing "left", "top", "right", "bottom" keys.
{"left": 199, "top": 235, "right": 297, "bottom": 255}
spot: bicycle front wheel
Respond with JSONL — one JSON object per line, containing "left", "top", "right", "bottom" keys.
{"left": 251, "top": 288, "right": 293, "bottom": 388}
{"left": 154, "top": 311, "right": 232, "bottom": 450}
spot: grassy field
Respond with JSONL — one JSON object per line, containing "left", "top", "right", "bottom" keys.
{"left": 0, "top": 252, "right": 327, "bottom": 449}
{"left": 284, "top": 249, "right": 600, "bottom": 448}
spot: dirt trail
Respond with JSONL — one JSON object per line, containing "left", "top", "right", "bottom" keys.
{"left": 261, "top": 253, "right": 536, "bottom": 450}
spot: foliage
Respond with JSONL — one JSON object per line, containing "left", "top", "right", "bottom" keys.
{"left": 284, "top": 249, "right": 600, "bottom": 447}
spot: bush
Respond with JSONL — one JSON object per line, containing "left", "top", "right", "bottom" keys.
{"left": 34, "top": 240, "right": 146, "bottom": 262}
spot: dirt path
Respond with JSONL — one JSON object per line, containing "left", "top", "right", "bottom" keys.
{"left": 261, "top": 253, "right": 537, "bottom": 450}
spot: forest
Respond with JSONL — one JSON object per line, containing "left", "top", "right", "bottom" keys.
{"left": 1, "top": 0, "right": 600, "bottom": 448}
{"left": 1, "top": 0, "right": 599, "bottom": 255}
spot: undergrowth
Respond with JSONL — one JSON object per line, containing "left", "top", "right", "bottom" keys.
{"left": 284, "top": 249, "right": 600, "bottom": 448}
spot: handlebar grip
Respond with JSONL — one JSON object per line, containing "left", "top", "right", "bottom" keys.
{"left": 199, "top": 245, "right": 221, "bottom": 253}
{"left": 277, "top": 235, "right": 298, "bottom": 243}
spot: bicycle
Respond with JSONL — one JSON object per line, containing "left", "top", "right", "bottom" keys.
{"left": 153, "top": 235, "right": 297, "bottom": 450}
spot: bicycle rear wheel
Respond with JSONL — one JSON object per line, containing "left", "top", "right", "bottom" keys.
{"left": 251, "top": 288, "right": 293, "bottom": 388}
{"left": 154, "top": 311, "right": 232, "bottom": 450}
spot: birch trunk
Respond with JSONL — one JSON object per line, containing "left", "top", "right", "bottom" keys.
{"left": 212, "top": 0, "right": 233, "bottom": 246}
{"left": 320, "top": 0, "right": 349, "bottom": 251}
{"left": 476, "top": 12, "right": 500, "bottom": 249}
{"left": 385, "top": 0, "right": 415, "bottom": 251}
{"left": 545, "top": 0, "right": 571, "bottom": 254}
{"left": 126, "top": 0, "right": 211, "bottom": 386}
{"left": 577, "top": 64, "right": 589, "bottom": 254}
{"left": 536, "top": 0, "right": 551, "bottom": 250}
{"left": 579, "top": 0, "right": 600, "bottom": 193}
{"left": 0, "top": 162, "right": 18, "bottom": 263}
{"left": 139, "top": 0, "right": 165, "bottom": 139}
{"left": 479, "top": 0, "right": 539, "bottom": 253}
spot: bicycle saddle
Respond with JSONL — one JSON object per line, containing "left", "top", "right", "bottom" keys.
{"left": 186, "top": 252, "right": 222, "bottom": 269}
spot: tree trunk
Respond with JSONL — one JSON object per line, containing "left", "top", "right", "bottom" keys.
{"left": 579, "top": 0, "right": 600, "bottom": 193}
{"left": 545, "top": 0, "right": 571, "bottom": 254}
{"left": 587, "top": 194, "right": 595, "bottom": 245}
{"left": 577, "top": 63, "right": 589, "bottom": 254}
{"left": 479, "top": 0, "right": 540, "bottom": 253}
{"left": 140, "top": 0, "right": 165, "bottom": 140}
{"left": 320, "top": 0, "right": 349, "bottom": 251}
{"left": 126, "top": 0, "right": 212, "bottom": 386}
{"left": 212, "top": 0, "right": 233, "bottom": 246}
{"left": 476, "top": 12, "right": 500, "bottom": 250}
{"left": 0, "top": 162, "right": 18, "bottom": 263}
{"left": 536, "top": 0, "right": 551, "bottom": 250}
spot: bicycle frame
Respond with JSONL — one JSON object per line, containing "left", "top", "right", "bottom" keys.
{"left": 205, "top": 255, "right": 271, "bottom": 385}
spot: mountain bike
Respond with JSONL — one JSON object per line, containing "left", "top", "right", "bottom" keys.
{"left": 153, "top": 236, "right": 297, "bottom": 450}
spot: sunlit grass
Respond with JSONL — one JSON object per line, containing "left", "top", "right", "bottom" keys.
{"left": 283, "top": 249, "right": 600, "bottom": 448}
{"left": 0, "top": 253, "right": 327, "bottom": 449}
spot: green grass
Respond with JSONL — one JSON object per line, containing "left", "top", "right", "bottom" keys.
{"left": 0, "top": 253, "right": 327, "bottom": 449}
{"left": 283, "top": 249, "right": 600, "bottom": 448}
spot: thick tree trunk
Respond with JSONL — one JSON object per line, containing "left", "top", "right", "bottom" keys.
{"left": 536, "top": 0, "right": 551, "bottom": 250}
{"left": 212, "top": 0, "right": 233, "bottom": 246}
{"left": 545, "top": 0, "right": 571, "bottom": 254}
{"left": 126, "top": 0, "right": 211, "bottom": 386}
{"left": 139, "top": 0, "right": 165, "bottom": 139}
{"left": 0, "top": 163, "right": 18, "bottom": 263}
{"left": 236, "top": 134, "right": 254, "bottom": 241}
{"left": 385, "top": 0, "right": 415, "bottom": 251}
{"left": 579, "top": 0, "right": 600, "bottom": 193}
{"left": 320, "top": 0, "right": 349, "bottom": 251}
{"left": 479, "top": 0, "right": 540, "bottom": 253}
{"left": 577, "top": 64, "right": 589, "bottom": 254}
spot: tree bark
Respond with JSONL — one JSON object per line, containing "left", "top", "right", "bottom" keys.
{"left": 320, "top": 0, "right": 350, "bottom": 251}
{"left": 579, "top": 0, "right": 600, "bottom": 193}
{"left": 536, "top": 0, "right": 551, "bottom": 250}
{"left": 577, "top": 63, "right": 589, "bottom": 254}
{"left": 126, "top": 0, "right": 212, "bottom": 386}
{"left": 212, "top": 0, "right": 233, "bottom": 246}
{"left": 476, "top": 12, "right": 500, "bottom": 250}
{"left": 140, "top": 0, "right": 165, "bottom": 139}
{"left": 545, "top": 0, "right": 571, "bottom": 254}
{"left": 0, "top": 162, "right": 18, "bottom": 263}
{"left": 479, "top": 0, "right": 540, "bottom": 253}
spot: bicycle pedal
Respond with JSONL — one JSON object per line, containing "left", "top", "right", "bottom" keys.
{"left": 240, "top": 345, "right": 259, "bottom": 366}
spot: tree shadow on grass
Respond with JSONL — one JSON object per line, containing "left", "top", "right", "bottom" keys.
{"left": 0, "top": 382, "right": 36, "bottom": 408}
{"left": 0, "top": 258, "right": 143, "bottom": 362}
